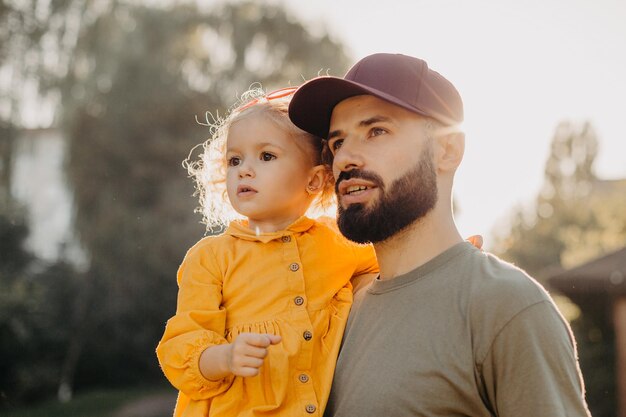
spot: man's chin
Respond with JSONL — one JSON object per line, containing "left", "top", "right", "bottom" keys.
{"left": 340, "top": 196, "right": 376, "bottom": 211}
{"left": 340, "top": 202, "right": 362, "bottom": 212}
{"left": 336, "top": 203, "right": 375, "bottom": 244}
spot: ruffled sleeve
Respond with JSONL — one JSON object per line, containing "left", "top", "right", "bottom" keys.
{"left": 156, "top": 240, "right": 235, "bottom": 400}
{"left": 352, "top": 242, "right": 378, "bottom": 277}
{"left": 314, "top": 215, "right": 379, "bottom": 283}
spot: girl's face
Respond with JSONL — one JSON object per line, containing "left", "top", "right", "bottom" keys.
{"left": 225, "top": 112, "right": 318, "bottom": 233}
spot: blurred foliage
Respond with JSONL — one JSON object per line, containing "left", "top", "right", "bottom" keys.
{"left": 495, "top": 120, "right": 625, "bottom": 417}
{"left": 1, "top": 0, "right": 350, "bottom": 407}
{"left": 496, "top": 121, "right": 625, "bottom": 277}
{"left": 0, "top": 208, "right": 33, "bottom": 405}
{"left": 0, "top": 123, "right": 16, "bottom": 206}
{"left": 0, "top": 206, "right": 82, "bottom": 407}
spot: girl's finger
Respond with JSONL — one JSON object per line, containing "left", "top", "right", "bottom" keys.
{"left": 240, "top": 356, "right": 264, "bottom": 369}
{"left": 243, "top": 345, "right": 269, "bottom": 359}
{"left": 236, "top": 366, "right": 261, "bottom": 378}
{"left": 243, "top": 333, "right": 274, "bottom": 348}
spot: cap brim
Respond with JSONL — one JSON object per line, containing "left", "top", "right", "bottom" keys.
{"left": 289, "top": 77, "right": 430, "bottom": 140}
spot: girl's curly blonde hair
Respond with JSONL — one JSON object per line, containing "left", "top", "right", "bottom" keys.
{"left": 185, "top": 86, "right": 336, "bottom": 232}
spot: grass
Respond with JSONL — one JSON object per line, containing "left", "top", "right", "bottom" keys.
{"left": 0, "top": 385, "right": 173, "bottom": 417}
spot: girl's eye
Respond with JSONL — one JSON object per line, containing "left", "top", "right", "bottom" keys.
{"left": 227, "top": 156, "right": 241, "bottom": 167}
{"left": 261, "top": 152, "right": 276, "bottom": 161}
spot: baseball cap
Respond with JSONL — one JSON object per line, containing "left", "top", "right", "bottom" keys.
{"left": 288, "top": 53, "right": 463, "bottom": 139}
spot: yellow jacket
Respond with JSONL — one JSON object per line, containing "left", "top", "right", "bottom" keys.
{"left": 156, "top": 216, "right": 378, "bottom": 416}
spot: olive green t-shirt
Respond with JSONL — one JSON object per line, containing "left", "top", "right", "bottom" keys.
{"left": 324, "top": 242, "right": 590, "bottom": 417}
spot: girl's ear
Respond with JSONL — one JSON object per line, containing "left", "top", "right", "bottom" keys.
{"left": 306, "top": 165, "right": 328, "bottom": 194}
{"left": 435, "top": 131, "right": 465, "bottom": 173}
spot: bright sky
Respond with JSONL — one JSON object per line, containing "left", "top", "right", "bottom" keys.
{"left": 282, "top": 0, "right": 626, "bottom": 248}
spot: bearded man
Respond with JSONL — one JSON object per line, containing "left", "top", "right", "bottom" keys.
{"left": 289, "top": 53, "right": 591, "bottom": 417}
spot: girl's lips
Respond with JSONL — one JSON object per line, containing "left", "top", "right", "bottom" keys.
{"left": 237, "top": 184, "right": 258, "bottom": 196}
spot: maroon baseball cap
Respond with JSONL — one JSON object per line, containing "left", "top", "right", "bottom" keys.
{"left": 288, "top": 53, "right": 463, "bottom": 139}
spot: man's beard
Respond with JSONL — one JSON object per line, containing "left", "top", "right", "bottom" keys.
{"left": 336, "top": 147, "right": 438, "bottom": 244}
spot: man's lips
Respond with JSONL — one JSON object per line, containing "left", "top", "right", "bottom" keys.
{"left": 337, "top": 179, "right": 377, "bottom": 196}
{"left": 337, "top": 178, "right": 378, "bottom": 205}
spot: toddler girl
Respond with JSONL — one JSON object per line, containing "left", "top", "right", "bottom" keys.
{"left": 156, "top": 86, "right": 378, "bottom": 417}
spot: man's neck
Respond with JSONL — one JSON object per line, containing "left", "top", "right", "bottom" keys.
{"left": 373, "top": 209, "right": 463, "bottom": 280}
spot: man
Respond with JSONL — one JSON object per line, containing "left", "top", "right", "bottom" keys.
{"left": 288, "top": 53, "right": 591, "bottom": 416}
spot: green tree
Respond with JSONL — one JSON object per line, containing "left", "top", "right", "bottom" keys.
{"left": 1, "top": 0, "right": 80, "bottom": 201}
{"left": 0, "top": 208, "right": 33, "bottom": 406}
{"left": 495, "top": 121, "right": 624, "bottom": 277}
{"left": 0, "top": 203, "right": 83, "bottom": 407}
{"left": 495, "top": 120, "right": 624, "bottom": 417}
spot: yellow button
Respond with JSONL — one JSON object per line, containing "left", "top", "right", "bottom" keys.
{"left": 305, "top": 404, "right": 316, "bottom": 413}
{"left": 281, "top": 235, "right": 291, "bottom": 243}
{"left": 289, "top": 263, "right": 300, "bottom": 272}
{"left": 303, "top": 330, "right": 313, "bottom": 341}
{"left": 294, "top": 296, "right": 305, "bottom": 306}
{"left": 299, "top": 373, "right": 309, "bottom": 383}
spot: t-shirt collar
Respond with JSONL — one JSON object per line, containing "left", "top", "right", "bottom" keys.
{"left": 368, "top": 241, "right": 475, "bottom": 294}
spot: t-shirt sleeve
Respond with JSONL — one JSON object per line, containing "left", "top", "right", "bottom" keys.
{"left": 480, "top": 300, "right": 591, "bottom": 417}
{"left": 156, "top": 242, "right": 235, "bottom": 400}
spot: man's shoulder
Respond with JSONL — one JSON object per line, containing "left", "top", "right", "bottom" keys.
{"left": 458, "top": 250, "right": 564, "bottom": 360}
{"left": 462, "top": 249, "right": 556, "bottom": 332}
{"left": 462, "top": 248, "right": 549, "bottom": 301}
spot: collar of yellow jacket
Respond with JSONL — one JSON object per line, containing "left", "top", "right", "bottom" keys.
{"left": 225, "top": 216, "right": 315, "bottom": 243}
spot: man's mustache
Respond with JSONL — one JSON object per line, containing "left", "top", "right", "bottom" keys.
{"left": 335, "top": 169, "right": 385, "bottom": 194}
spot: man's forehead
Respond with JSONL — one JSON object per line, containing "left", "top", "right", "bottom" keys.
{"left": 329, "top": 95, "right": 420, "bottom": 130}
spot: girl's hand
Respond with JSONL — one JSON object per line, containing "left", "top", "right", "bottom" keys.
{"left": 227, "top": 333, "right": 282, "bottom": 377}
{"left": 466, "top": 235, "right": 483, "bottom": 249}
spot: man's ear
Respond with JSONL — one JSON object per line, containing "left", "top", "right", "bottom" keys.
{"left": 306, "top": 165, "right": 328, "bottom": 194}
{"left": 435, "top": 131, "right": 465, "bottom": 172}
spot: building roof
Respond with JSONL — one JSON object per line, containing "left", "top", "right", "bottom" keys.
{"left": 548, "top": 246, "right": 626, "bottom": 296}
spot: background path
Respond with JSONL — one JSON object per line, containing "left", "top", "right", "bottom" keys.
{"left": 113, "top": 391, "right": 177, "bottom": 417}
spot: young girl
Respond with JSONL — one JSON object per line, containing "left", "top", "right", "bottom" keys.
{"left": 156, "top": 86, "right": 379, "bottom": 417}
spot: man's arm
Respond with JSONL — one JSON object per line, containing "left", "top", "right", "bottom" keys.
{"left": 480, "top": 300, "right": 591, "bottom": 417}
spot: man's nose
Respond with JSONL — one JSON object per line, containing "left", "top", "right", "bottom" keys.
{"left": 332, "top": 139, "right": 363, "bottom": 176}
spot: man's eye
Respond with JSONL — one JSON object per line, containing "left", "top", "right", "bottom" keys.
{"left": 227, "top": 157, "right": 241, "bottom": 166}
{"left": 370, "top": 127, "right": 387, "bottom": 137}
{"left": 329, "top": 139, "right": 343, "bottom": 153}
{"left": 261, "top": 152, "right": 276, "bottom": 161}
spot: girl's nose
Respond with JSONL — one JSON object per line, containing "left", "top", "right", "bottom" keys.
{"left": 238, "top": 161, "right": 255, "bottom": 178}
